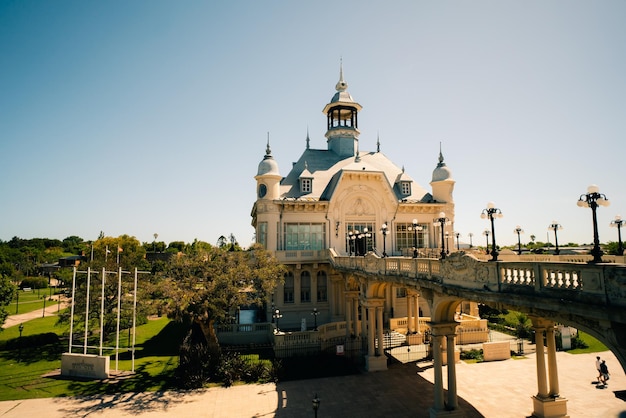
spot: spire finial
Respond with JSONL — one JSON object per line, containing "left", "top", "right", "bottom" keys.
{"left": 377, "top": 132, "right": 380, "bottom": 153}
{"left": 336, "top": 57, "right": 348, "bottom": 92}
{"left": 438, "top": 141, "right": 444, "bottom": 164}
{"left": 266, "top": 132, "right": 271, "bottom": 156}
{"left": 306, "top": 126, "right": 310, "bottom": 150}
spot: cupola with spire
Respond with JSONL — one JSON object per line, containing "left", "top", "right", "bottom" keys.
{"left": 255, "top": 135, "right": 281, "bottom": 200}
{"left": 322, "top": 61, "right": 362, "bottom": 158}
{"left": 430, "top": 144, "right": 455, "bottom": 203}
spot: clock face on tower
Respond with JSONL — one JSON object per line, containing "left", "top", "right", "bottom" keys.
{"left": 258, "top": 183, "right": 267, "bottom": 198}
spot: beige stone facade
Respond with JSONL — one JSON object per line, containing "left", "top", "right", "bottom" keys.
{"left": 251, "top": 67, "right": 456, "bottom": 331}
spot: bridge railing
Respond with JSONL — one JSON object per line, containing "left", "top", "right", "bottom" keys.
{"left": 328, "top": 249, "right": 626, "bottom": 309}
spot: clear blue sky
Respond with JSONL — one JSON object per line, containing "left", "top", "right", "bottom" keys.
{"left": 1, "top": 1, "right": 625, "bottom": 248}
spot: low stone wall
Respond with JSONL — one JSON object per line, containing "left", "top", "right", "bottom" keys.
{"left": 482, "top": 341, "right": 511, "bottom": 362}
{"left": 61, "top": 353, "right": 110, "bottom": 379}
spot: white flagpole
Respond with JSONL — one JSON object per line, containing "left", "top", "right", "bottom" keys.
{"left": 69, "top": 267, "right": 77, "bottom": 353}
{"left": 84, "top": 267, "right": 92, "bottom": 355}
{"left": 115, "top": 267, "right": 122, "bottom": 371}
{"left": 132, "top": 268, "right": 138, "bottom": 372}
{"left": 99, "top": 267, "right": 105, "bottom": 356}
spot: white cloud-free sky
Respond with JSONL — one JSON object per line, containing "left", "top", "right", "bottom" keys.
{"left": 1, "top": 1, "right": 625, "bottom": 248}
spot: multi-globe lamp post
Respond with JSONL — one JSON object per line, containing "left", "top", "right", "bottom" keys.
{"left": 548, "top": 221, "right": 563, "bottom": 255}
{"left": 481, "top": 202, "right": 503, "bottom": 261}
{"left": 610, "top": 215, "right": 624, "bottom": 256}
{"left": 483, "top": 229, "right": 490, "bottom": 255}
{"left": 434, "top": 212, "right": 450, "bottom": 260}
{"left": 409, "top": 219, "right": 422, "bottom": 258}
{"left": 577, "top": 184, "right": 610, "bottom": 263}
{"left": 513, "top": 225, "right": 524, "bottom": 255}
{"left": 380, "top": 223, "right": 389, "bottom": 257}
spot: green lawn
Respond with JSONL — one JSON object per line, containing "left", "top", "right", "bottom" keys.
{"left": 567, "top": 331, "right": 609, "bottom": 354}
{"left": 0, "top": 316, "right": 187, "bottom": 401}
{"left": 7, "top": 290, "right": 62, "bottom": 315}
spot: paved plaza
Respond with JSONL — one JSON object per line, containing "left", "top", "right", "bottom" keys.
{"left": 0, "top": 350, "right": 624, "bottom": 418}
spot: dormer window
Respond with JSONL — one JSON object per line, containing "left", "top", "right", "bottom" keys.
{"left": 299, "top": 161, "right": 313, "bottom": 194}
{"left": 401, "top": 181, "right": 411, "bottom": 196}
{"left": 301, "top": 178, "right": 312, "bottom": 193}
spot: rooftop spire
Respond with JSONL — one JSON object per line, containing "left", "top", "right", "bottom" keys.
{"left": 377, "top": 132, "right": 380, "bottom": 153}
{"left": 306, "top": 127, "right": 310, "bottom": 149}
{"left": 265, "top": 132, "right": 272, "bottom": 156}
{"left": 438, "top": 142, "right": 445, "bottom": 165}
{"left": 335, "top": 57, "right": 348, "bottom": 92}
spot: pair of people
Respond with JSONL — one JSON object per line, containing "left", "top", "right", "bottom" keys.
{"left": 596, "top": 356, "right": 610, "bottom": 385}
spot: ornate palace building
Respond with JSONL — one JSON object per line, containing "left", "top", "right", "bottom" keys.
{"left": 252, "top": 66, "right": 456, "bottom": 331}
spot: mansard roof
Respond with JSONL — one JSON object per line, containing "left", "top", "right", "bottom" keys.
{"left": 279, "top": 148, "right": 429, "bottom": 202}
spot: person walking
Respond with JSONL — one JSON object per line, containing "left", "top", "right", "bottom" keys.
{"left": 600, "top": 360, "right": 610, "bottom": 385}
{"left": 596, "top": 356, "right": 602, "bottom": 382}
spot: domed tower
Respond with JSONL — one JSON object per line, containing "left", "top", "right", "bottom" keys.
{"left": 255, "top": 138, "right": 281, "bottom": 201}
{"left": 322, "top": 63, "right": 362, "bottom": 158}
{"left": 430, "top": 146, "right": 455, "bottom": 204}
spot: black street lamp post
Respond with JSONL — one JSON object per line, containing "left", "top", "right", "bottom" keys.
{"left": 434, "top": 212, "right": 450, "bottom": 260}
{"left": 483, "top": 229, "right": 490, "bottom": 255}
{"left": 514, "top": 226, "right": 524, "bottom": 255}
{"left": 312, "top": 394, "right": 320, "bottom": 418}
{"left": 273, "top": 309, "right": 282, "bottom": 333}
{"left": 481, "top": 202, "right": 503, "bottom": 261}
{"left": 468, "top": 232, "right": 474, "bottom": 249}
{"left": 409, "top": 219, "right": 422, "bottom": 258}
{"left": 311, "top": 307, "right": 319, "bottom": 331}
{"left": 347, "top": 230, "right": 354, "bottom": 256}
{"left": 380, "top": 223, "right": 389, "bottom": 257}
{"left": 18, "top": 323, "right": 24, "bottom": 362}
{"left": 577, "top": 184, "right": 610, "bottom": 263}
{"left": 445, "top": 232, "right": 450, "bottom": 254}
{"left": 548, "top": 221, "right": 563, "bottom": 255}
{"left": 455, "top": 232, "right": 461, "bottom": 250}
{"left": 357, "top": 228, "right": 371, "bottom": 256}
{"left": 611, "top": 215, "right": 624, "bottom": 256}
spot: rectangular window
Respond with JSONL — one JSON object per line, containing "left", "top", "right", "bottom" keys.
{"left": 257, "top": 222, "right": 267, "bottom": 248}
{"left": 301, "top": 178, "right": 312, "bottom": 193}
{"left": 395, "top": 222, "right": 429, "bottom": 252}
{"left": 284, "top": 273, "right": 294, "bottom": 304}
{"left": 284, "top": 223, "right": 326, "bottom": 250}
{"left": 317, "top": 271, "right": 328, "bottom": 302}
{"left": 345, "top": 222, "right": 376, "bottom": 254}
{"left": 401, "top": 182, "right": 411, "bottom": 195}
{"left": 396, "top": 287, "right": 407, "bottom": 298}
{"left": 300, "top": 271, "right": 311, "bottom": 303}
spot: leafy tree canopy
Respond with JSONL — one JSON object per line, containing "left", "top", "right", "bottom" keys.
{"left": 160, "top": 243, "right": 285, "bottom": 347}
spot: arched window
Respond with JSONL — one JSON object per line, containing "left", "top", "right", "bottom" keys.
{"left": 300, "top": 271, "right": 311, "bottom": 303}
{"left": 317, "top": 271, "right": 327, "bottom": 302}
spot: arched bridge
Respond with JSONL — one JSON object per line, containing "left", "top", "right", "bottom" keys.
{"left": 328, "top": 250, "right": 626, "bottom": 418}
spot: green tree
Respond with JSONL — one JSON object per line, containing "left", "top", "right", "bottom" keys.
{"left": 0, "top": 275, "right": 16, "bottom": 329}
{"left": 160, "top": 244, "right": 285, "bottom": 363}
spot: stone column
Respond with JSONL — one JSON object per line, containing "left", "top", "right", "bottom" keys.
{"left": 546, "top": 324, "right": 560, "bottom": 397}
{"left": 446, "top": 334, "right": 458, "bottom": 409}
{"left": 367, "top": 307, "right": 375, "bottom": 356}
{"left": 345, "top": 297, "right": 353, "bottom": 338}
{"left": 407, "top": 294, "right": 413, "bottom": 333}
{"left": 432, "top": 333, "right": 445, "bottom": 410}
{"left": 534, "top": 325, "right": 549, "bottom": 398}
{"left": 361, "top": 304, "right": 367, "bottom": 339}
{"left": 377, "top": 306, "right": 384, "bottom": 356}
{"left": 415, "top": 294, "right": 421, "bottom": 333}
{"left": 353, "top": 297, "right": 360, "bottom": 337}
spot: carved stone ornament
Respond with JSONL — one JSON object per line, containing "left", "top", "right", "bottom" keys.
{"left": 440, "top": 252, "right": 489, "bottom": 283}
{"left": 347, "top": 197, "right": 374, "bottom": 216}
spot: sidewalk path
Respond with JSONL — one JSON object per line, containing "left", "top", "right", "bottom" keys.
{"left": 0, "top": 351, "right": 623, "bottom": 417}
{"left": 2, "top": 300, "right": 67, "bottom": 329}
